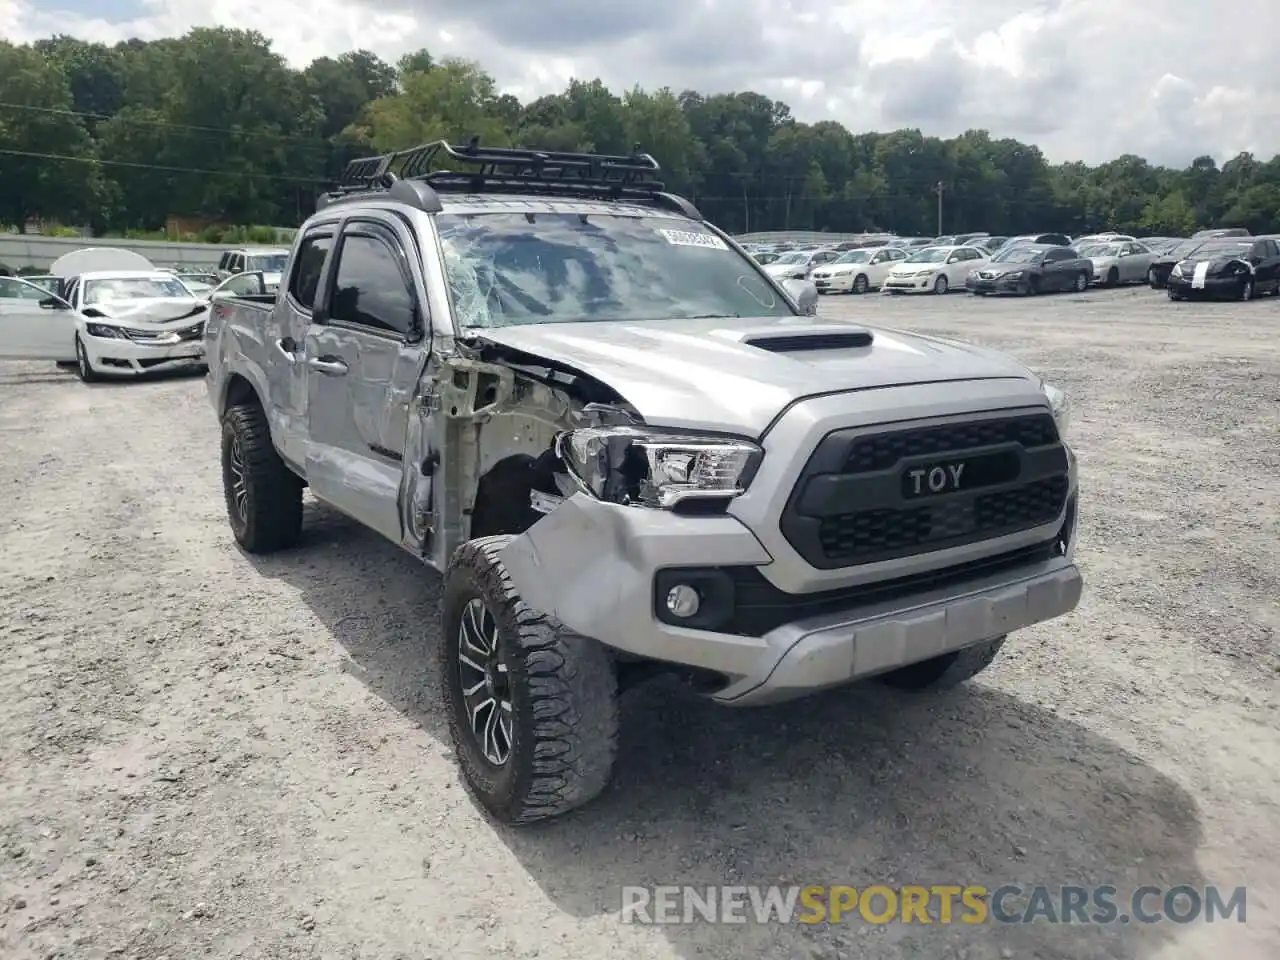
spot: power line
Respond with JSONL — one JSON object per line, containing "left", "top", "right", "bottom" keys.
{"left": 0, "top": 101, "right": 326, "bottom": 145}
{"left": 0, "top": 149, "right": 329, "bottom": 185}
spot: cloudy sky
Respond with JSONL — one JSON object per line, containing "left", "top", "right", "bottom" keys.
{"left": 4, "top": 0, "right": 1279, "bottom": 167}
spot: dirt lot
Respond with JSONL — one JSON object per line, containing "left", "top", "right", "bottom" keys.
{"left": 1, "top": 285, "right": 1277, "bottom": 960}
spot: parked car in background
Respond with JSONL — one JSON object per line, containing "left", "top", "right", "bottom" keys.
{"left": 883, "top": 244, "right": 989, "bottom": 295}
{"left": 994, "top": 233, "right": 1073, "bottom": 255}
{"left": 762, "top": 248, "right": 840, "bottom": 281}
{"left": 1166, "top": 236, "right": 1280, "bottom": 301}
{"left": 215, "top": 247, "right": 290, "bottom": 292}
{"left": 752, "top": 251, "right": 780, "bottom": 265}
{"left": 175, "top": 271, "right": 220, "bottom": 296}
{"left": 1080, "top": 240, "right": 1157, "bottom": 286}
{"left": 965, "top": 236, "right": 1008, "bottom": 254}
{"left": 1074, "top": 233, "right": 1136, "bottom": 245}
{"left": 1147, "top": 238, "right": 1212, "bottom": 288}
{"left": 1192, "top": 228, "right": 1250, "bottom": 240}
{"left": 1136, "top": 237, "right": 1181, "bottom": 255}
{"left": 966, "top": 245, "right": 1092, "bottom": 296}
{"left": 809, "top": 245, "right": 908, "bottom": 293}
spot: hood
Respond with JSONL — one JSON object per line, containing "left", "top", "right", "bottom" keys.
{"left": 469, "top": 316, "right": 1038, "bottom": 438}
{"left": 1175, "top": 255, "right": 1252, "bottom": 274}
{"left": 889, "top": 261, "right": 940, "bottom": 273}
{"left": 83, "top": 297, "right": 208, "bottom": 326}
{"left": 764, "top": 262, "right": 807, "bottom": 276}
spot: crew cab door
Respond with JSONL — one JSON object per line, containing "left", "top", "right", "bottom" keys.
{"left": 303, "top": 216, "right": 428, "bottom": 545}
{"left": 0, "top": 277, "right": 78, "bottom": 360}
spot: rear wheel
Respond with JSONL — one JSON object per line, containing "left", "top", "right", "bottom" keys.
{"left": 441, "top": 536, "right": 619, "bottom": 824}
{"left": 879, "top": 637, "right": 1007, "bottom": 691}
{"left": 220, "top": 402, "right": 303, "bottom": 553}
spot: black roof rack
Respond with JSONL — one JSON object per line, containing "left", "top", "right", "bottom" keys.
{"left": 316, "top": 138, "right": 702, "bottom": 219}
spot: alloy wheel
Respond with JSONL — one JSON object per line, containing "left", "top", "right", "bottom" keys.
{"left": 227, "top": 433, "right": 249, "bottom": 526}
{"left": 456, "top": 598, "right": 513, "bottom": 766}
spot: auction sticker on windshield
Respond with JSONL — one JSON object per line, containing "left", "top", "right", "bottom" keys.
{"left": 657, "top": 228, "right": 729, "bottom": 250}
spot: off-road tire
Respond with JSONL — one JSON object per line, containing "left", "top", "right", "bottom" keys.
{"left": 220, "top": 402, "right": 303, "bottom": 553}
{"left": 853, "top": 274, "right": 870, "bottom": 294}
{"left": 441, "top": 535, "right": 619, "bottom": 825}
{"left": 878, "top": 636, "right": 1007, "bottom": 691}
{"left": 74, "top": 335, "right": 102, "bottom": 383}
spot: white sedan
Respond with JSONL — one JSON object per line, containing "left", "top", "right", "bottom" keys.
{"left": 0, "top": 271, "right": 210, "bottom": 382}
{"left": 808, "top": 246, "right": 909, "bottom": 294}
{"left": 882, "top": 245, "right": 990, "bottom": 294}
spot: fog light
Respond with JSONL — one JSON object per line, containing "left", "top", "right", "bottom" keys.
{"left": 665, "top": 584, "right": 701, "bottom": 618}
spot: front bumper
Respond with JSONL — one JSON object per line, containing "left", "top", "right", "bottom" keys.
{"left": 500, "top": 489, "right": 1081, "bottom": 707}
{"left": 1166, "top": 273, "right": 1245, "bottom": 299}
{"left": 883, "top": 273, "right": 936, "bottom": 293}
{"left": 812, "top": 274, "right": 854, "bottom": 293}
{"left": 966, "top": 275, "right": 1025, "bottom": 295}
{"left": 83, "top": 333, "right": 205, "bottom": 376}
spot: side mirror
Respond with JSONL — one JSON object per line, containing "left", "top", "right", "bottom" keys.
{"left": 39, "top": 297, "right": 65, "bottom": 309}
{"left": 782, "top": 278, "right": 819, "bottom": 316}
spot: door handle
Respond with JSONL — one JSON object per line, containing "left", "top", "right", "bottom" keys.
{"left": 308, "top": 356, "right": 348, "bottom": 376}
{"left": 274, "top": 338, "right": 297, "bottom": 363}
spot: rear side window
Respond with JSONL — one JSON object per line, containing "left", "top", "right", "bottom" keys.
{"left": 289, "top": 234, "right": 333, "bottom": 311}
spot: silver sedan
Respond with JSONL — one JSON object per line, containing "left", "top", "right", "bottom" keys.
{"left": 1080, "top": 240, "right": 1156, "bottom": 287}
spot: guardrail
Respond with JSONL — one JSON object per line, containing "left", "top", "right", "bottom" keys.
{"left": 0, "top": 235, "right": 256, "bottom": 271}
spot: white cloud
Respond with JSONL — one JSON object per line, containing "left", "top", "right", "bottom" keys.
{"left": 5, "top": 0, "right": 1280, "bottom": 166}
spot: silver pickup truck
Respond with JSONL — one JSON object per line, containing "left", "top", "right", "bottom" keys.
{"left": 205, "top": 141, "right": 1083, "bottom": 825}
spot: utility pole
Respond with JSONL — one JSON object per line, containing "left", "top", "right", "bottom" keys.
{"left": 933, "top": 181, "right": 944, "bottom": 236}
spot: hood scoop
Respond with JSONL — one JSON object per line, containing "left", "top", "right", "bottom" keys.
{"left": 743, "top": 329, "right": 874, "bottom": 353}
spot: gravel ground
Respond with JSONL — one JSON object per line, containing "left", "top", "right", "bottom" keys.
{"left": 1, "top": 285, "right": 1277, "bottom": 960}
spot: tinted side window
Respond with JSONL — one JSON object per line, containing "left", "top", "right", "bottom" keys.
{"left": 288, "top": 234, "right": 333, "bottom": 311}
{"left": 329, "top": 233, "right": 416, "bottom": 337}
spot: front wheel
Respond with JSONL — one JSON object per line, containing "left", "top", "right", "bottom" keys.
{"left": 852, "top": 274, "right": 869, "bottom": 294}
{"left": 933, "top": 274, "right": 949, "bottom": 295}
{"left": 74, "top": 335, "right": 101, "bottom": 383}
{"left": 1148, "top": 268, "right": 1160, "bottom": 288}
{"left": 441, "top": 536, "right": 619, "bottom": 825}
{"left": 1105, "top": 268, "right": 1119, "bottom": 287}
{"left": 879, "top": 636, "right": 1006, "bottom": 691}
{"left": 220, "top": 402, "right": 303, "bottom": 553}
{"left": 1240, "top": 278, "right": 1254, "bottom": 301}
{"left": 1074, "top": 272, "right": 1089, "bottom": 292}
{"left": 1168, "top": 287, "right": 1183, "bottom": 301}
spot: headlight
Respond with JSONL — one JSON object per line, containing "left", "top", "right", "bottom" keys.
{"left": 84, "top": 323, "right": 125, "bottom": 339}
{"left": 556, "top": 426, "right": 762, "bottom": 508}
{"left": 1170, "top": 263, "right": 1183, "bottom": 277}
{"left": 1041, "top": 381, "right": 1071, "bottom": 437}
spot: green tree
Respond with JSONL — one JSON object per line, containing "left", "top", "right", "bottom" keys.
{"left": 0, "top": 41, "right": 102, "bottom": 230}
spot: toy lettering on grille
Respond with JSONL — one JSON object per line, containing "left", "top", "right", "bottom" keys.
{"left": 657, "top": 229, "right": 728, "bottom": 250}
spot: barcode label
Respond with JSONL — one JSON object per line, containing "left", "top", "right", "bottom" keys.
{"left": 657, "top": 228, "right": 728, "bottom": 250}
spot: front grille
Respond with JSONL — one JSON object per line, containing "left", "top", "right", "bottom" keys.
{"left": 781, "top": 413, "right": 1070, "bottom": 570}
{"left": 817, "top": 476, "right": 1068, "bottom": 563}
{"left": 842, "top": 415, "right": 1057, "bottom": 473}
